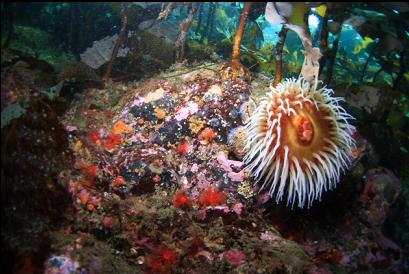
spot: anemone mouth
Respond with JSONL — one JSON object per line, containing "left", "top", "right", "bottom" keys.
{"left": 244, "top": 77, "right": 355, "bottom": 208}
{"left": 279, "top": 102, "right": 333, "bottom": 164}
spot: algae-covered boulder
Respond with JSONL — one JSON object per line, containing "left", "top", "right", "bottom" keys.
{"left": 6, "top": 25, "right": 77, "bottom": 72}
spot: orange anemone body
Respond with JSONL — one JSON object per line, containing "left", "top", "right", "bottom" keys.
{"left": 176, "top": 141, "right": 190, "bottom": 155}
{"left": 173, "top": 191, "right": 192, "bottom": 209}
{"left": 112, "top": 176, "right": 126, "bottom": 188}
{"left": 147, "top": 246, "right": 178, "bottom": 273}
{"left": 198, "top": 187, "right": 227, "bottom": 207}
{"left": 103, "top": 133, "right": 122, "bottom": 150}
{"left": 198, "top": 128, "right": 216, "bottom": 144}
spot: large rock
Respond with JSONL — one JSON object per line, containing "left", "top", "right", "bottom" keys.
{"left": 359, "top": 167, "right": 402, "bottom": 227}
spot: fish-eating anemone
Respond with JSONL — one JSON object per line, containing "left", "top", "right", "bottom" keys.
{"left": 244, "top": 77, "right": 355, "bottom": 208}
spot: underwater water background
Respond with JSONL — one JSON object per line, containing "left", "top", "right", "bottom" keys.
{"left": 1, "top": 2, "right": 409, "bottom": 274}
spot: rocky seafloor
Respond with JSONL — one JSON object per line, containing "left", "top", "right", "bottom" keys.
{"left": 2, "top": 62, "right": 407, "bottom": 274}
